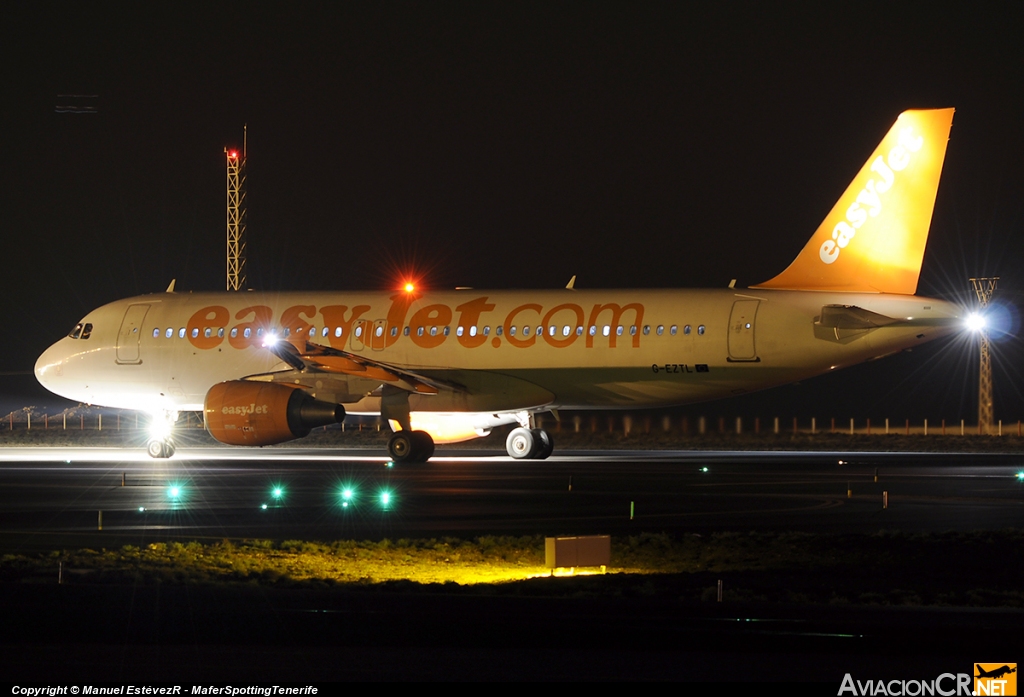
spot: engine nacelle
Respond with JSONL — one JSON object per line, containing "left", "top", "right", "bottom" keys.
{"left": 204, "top": 381, "right": 345, "bottom": 446}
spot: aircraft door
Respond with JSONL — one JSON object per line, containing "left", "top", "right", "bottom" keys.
{"left": 371, "top": 319, "right": 387, "bottom": 351}
{"left": 727, "top": 300, "right": 760, "bottom": 361}
{"left": 116, "top": 304, "right": 150, "bottom": 364}
{"left": 351, "top": 320, "right": 370, "bottom": 351}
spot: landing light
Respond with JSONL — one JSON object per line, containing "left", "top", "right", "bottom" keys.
{"left": 262, "top": 333, "right": 279, "bottom": 347}
{"left": 168, "top": 485, "right": 182, "bottom": 499}
{"left": 966, "top": 313, "right": 986, "bottom": 332}
{"left": 272, "top": 486, "right": 284, "bottom": 499}
{"left": 700, "top": 466, "right": 708, "bottom": 473}
{"left": 1016, "top": 472, "right": 1024, "bottom": 481}
{"left": 379, "top": 490, "right": 393, "bottom": 509}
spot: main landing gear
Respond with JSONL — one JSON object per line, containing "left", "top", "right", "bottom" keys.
{"left": 505, "top": 427, "right": 554, "bottom": 459}
{"left": 387, "top": 430, "right": 435, "bottom": 463}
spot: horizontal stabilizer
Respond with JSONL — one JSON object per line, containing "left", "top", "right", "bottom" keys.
{"left": 816, "top": 305, "right": 899, "bottom": 329}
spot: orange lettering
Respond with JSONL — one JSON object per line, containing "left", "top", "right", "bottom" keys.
{"left": 409, "top": 304, "right": 453, "bottom": 348}
{"left": 542, "top": 303, "right": 584, "bottom": 348}
{"left": 456, "top": 297, "right": 496, "bottom": 348}
{"left": 503, "top": 303, "right": 542, "bottom": 348}
{"left": 187, "top": 306, "right": 230, "bottom": 350}
{"left": 320, "top": 305, "right": 372, "bottom": 349}
{"left": 586, "top": 303, "right": 644, "bottom": 348}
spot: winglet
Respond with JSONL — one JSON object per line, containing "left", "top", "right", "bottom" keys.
{"left": 753, "top": 108, "right": 954, "bottom": 294}
{"left": 566, "top": 275, "right": 576, "bottom": 290}
{"left": 165, "top": 279, "right": 176, "bottom": 293}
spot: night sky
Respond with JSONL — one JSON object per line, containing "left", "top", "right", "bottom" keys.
{"left": 3, "top": 3, "right": 1024, "bottom": 423}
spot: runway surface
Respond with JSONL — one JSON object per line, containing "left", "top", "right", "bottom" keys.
{"left": 0, "top": 445, "right": 1021, "bottom": 550}
{"left": 2, "top": 445, "right": 1023, "bottom": 681}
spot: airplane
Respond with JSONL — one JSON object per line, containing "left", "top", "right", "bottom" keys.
{"left": 35, "top": 108, "right": 966, "bottom": 462}
{"left": 976, "top": 665, "right": 1016, "bottom": 680}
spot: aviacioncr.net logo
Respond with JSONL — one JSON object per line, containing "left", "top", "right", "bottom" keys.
{"left": 838, "top": 673, "right": 972, "bottom": 696}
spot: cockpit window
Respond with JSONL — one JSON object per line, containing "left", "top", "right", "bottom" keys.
{"left": 81, "top": 323, "right": 93, "bottom": 340}
{"left": 69, "top": 324, "right": 83, "bottom": 340}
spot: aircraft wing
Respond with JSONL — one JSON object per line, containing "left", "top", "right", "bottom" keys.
{"left": 262, "top": 337, "right": 460, "bottom": 395}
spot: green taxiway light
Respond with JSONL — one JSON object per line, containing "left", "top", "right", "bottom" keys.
{"left": 272, "top": 487, "right": 284, "bottom": 499}
{"left": 168, "top": 485, "right": 182, "bottom": 499}
{"left": 700, "top": 467, "right": 709, "bottom": 473}
{"left": 1016, "top": 472, "right": 1024, "bottom": 481}
{"left": 379, "top": 491, "right": 392, "bottom": 508}
{"left": 261, "top": 503, "right": 268, "bottom": 510}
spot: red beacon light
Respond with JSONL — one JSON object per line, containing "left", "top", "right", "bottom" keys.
{"left": 403, "top": 282, "right": 415, "bottom": 293}
{"left": 228, "top": 150, "right": 238, "bottom": 159}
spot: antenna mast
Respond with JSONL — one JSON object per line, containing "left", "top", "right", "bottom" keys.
{"left": 226, "top": 125, "right": 247, "bottom": 291}
{"left": 970, "top": 276, "right": 998, "bottom": 434}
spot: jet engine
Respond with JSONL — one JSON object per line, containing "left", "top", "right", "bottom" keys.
{"left": 204, "top": 381, "right": 345, "bottom": 446}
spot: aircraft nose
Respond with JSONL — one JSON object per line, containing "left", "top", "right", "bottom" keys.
{"left": 34, "top": 341, "right": 66, "bottom": 390}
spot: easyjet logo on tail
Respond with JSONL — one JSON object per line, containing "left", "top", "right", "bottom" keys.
{"left": 819, "top": 125, "right": 924, "bottom": 265}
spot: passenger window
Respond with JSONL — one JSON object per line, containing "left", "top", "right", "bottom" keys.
{"left": 443, "top": 326, "right": 450, "bottom": 336}
{"left": 483, "top": 326, "right": 490, "bottom": 336}
{"left": 629, "top": 326, "right": 637, "bottom": 336}
{"left": 495, "top": 326, "right": 502, "bottom": 336}
{"left": 217, "top": 328, "right": 224, "bottom": 338}
{"left": 522, "top": 326, "right": 530, "bottom": 337}
{"left": 256, "top": 328, "right": 264, "bottom": 337}
{"left": 243, "top": 328, "right": 251, "bottom": 338}
{"left": 616, "top": 326, "right": 624, "bottom": 336}
{"left": 230, "top": 328, "right": 238, "bottom": 338}
{"left": 698, "top": 325, "right": 706, "bottom": 335}
{"left": 576, "top": 326, "right": 583, "bottom": 336}
{"left": 284, "top": 328, "right": 291, "bottom": 337}
{"left": 589, "top": 326, "right": 596, "bottom": 336}
{"left": 684, "top": 325, "right": 692, "bottom": 335}
{"left": 322, "top": 327, "right": 329, "bottom": 337}
{"left": 456, "top": 326, "right": 464, "bottom": 337}
{"left": 403, "top": 327, "right": 410, "bottom": 336}
{"left": 536, "top": 326, "right": 543, "bottom": 337}
{"left": 470, "top": 326, "right": 477, "bottom": 337}
{"left": 191, "top": 328, "right": 199, "bottom": 339}
{"left": 562, "top": 325, "right": 570, "bottom": 337}
{"left": 390, "top": 327, "right": 398, "bottom": 337}
{"left": 203, "top": 328, "right": 211, "bottom": 338}
{"left": 657, "top": 325, "right": 664, "bottom": 336}
{"left": 430, "top": 327, "right": 437, "bottom": 336}
{"left": 417, "top": 327, "right": 424, "bottom": 337}
{"left": 335, "top": 327, "right": 343, "bottom": 338}
{"left": 642, "top": 325, "right": 650, "bottom": 335}
{"left": 670, "top": 325, "right": 678, "bottom": 336}
{"left": 602, "top": 326, "right": 610, "bottom": 337}
{"left": 375, "top": 326, "right": 383, "bottom": 337}
{"left": 152, "top": 328, "right": 160, "bottom": 338}
{"left": 179, "top": 328, "right": 186, "bottom": 339}
{"left": 549, "top": 326, "right": 556, "bottom": 337}
{"left": 166, "top": 328, "right": 173, "bottom": 339}
{"left": 354, "top": 326, "right": 362, "bottom": 338}
{"left": 508, "top": 326, "right": 516, "bottom": 336}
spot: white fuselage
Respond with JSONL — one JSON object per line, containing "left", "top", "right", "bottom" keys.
{"left": 35, "top": 287, "right": 962, "bottom": 419}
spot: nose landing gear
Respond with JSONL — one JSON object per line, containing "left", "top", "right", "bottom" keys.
{"left": 146, "top": 438, "right": 176, "bottom": 459}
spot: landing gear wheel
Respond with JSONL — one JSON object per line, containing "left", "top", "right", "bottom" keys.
{"left": 410, "top": 430, "right": 435, "bottom": 461}
{"left": 506, "top": 427, "right": 536, "bottom": 459}
{"left": 387, "top": 430, "right": 435, "bottom": 463}
{"left": 387, "top": 432, "right": 415, "bottom": 462}
{"left": 531, "top": 429, "right": 553, "bottom": 459}
{"left": 146, "top": 439, "right": 174, "bottom": 459}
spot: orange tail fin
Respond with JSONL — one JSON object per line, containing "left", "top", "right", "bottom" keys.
{"left": 753, "top": 108, "right": 954, "bottom": 294}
